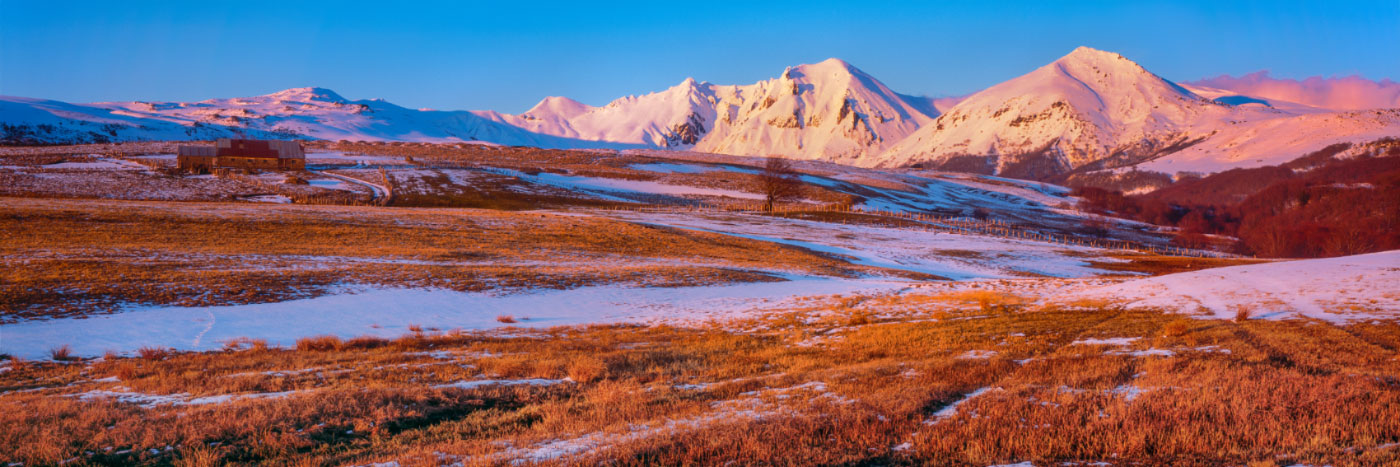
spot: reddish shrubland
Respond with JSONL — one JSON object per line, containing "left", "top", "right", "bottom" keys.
{"left": 1073, "top": 142, "right": 1400, "bottom": 258}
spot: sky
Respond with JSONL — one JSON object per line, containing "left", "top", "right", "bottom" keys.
{"left": 2, "top": 0, "right": 1397, "bottom": 113}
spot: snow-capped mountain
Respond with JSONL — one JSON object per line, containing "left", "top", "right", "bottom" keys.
{"left": 0, "top": 87, "right": 642, "bottom": 149}
{"left": 2, "top": 48, "right": 1395, "bottom": 178}
{"left": 695, "top": 58, "right": 937, "bottom": 165}
{"left": 876, "top": 47, "right": 1399, "bottom": 177}
{"left": 879, "top": 47, "right": 1262, "bottom": 176}
{"left": 476, "top": 58, "right": 942, "bottom": 165}
{"left": 472, "top": 78, "right": 718, "bottom": 148}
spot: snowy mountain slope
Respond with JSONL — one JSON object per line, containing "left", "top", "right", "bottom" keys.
{"left": 2, "top": 88, "right": 643, "bottom": 149}
{"left": 875, "top": 47, "right": 1399, "bottom": 178}
{"left": 693, "top": 58, "right": 936, "bottom": 165}
{"left": 0, "top": 96, "right": 297, "bottom": 144}
{"left": 473, "top": 78, "right": 717, "bottom": 148}
{"left": 877, "top": 47, "right": 1281, "bottom": 177}
{"left": 4, "top": 50, "right": 1396, "bottom": 178}
{"left": 1188, "top": 71, "right": 1400, "bottom": 111}
{"left": 477, "top": 59, "right": 938, "bottom": 165}
{"left": 896, "top": 93, "right": 965, "bottom": 118}
{"left": 1177, "top": 83, "right": 1333, "bottom": 114}
{"left": 1136, "top": 108, "right": 1400, "bottom": 174}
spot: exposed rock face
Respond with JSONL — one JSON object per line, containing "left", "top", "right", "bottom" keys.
{"left": 667, "top": 112, "right": 706, "bottom": 146}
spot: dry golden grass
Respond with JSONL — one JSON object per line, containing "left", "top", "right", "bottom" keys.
{"left": 0, "top": 142, "right": 1377, "bottom": 465}
{"left": 3, "top": 298, "right": 1397, "bottom": 466}
{"left": 1, "top": 197, "right": 873, "bottom": 320}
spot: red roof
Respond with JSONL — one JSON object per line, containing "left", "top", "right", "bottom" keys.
{"left": 216, "top": 139, "right": 282, "bottom": 158}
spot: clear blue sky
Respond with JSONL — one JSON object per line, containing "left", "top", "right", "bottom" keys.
{"left": 2, "top": 0, "right": 1396, "bottom": 112}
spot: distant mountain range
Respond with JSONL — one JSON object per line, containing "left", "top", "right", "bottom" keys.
{"left": 3, "top": 47, "right": 1396, "bottom": 179}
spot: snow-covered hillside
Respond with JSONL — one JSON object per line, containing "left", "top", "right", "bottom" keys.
{"left": 1188, "top": 71, "right": 1400, "bottom": 111}
{"left": 1052, "top": 250, "right": 1400, "bottom": 322}
{"left": 877, "top": 47, "right": 1400, "bottom": 178}
{"left": 473, "top": 78, "right": 718, "bottom": 148}
{"left": 1137, "top": 108, "right": 1400, "bottom": 173}
{"left": 0, "top": 87, "right": 641, "bottom": 149}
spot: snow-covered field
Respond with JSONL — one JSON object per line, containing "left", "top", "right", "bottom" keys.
{"left": 495, "top": 168, "right": 766, "bottom": 201}
{"left": 6, "top": 194, "right": 1394, "bottom": 360}
{"left": 0, "top": 276, "right": 915, "bottom": 360}
{"left": 1053, "top": 250, "right": 1400, "bottom": 322}
{"left": 600, "top": 211, "right": 1115, "bottom": 279}
{"left": 1, "top": 146, "right": 1393, "bottom": 364}
{"left": 0, "top": 205, "right": 1128, "bottom": 360}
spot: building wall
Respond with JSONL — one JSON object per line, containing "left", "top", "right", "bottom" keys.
{"left": 177, "top": 155, "right": 216, "bottom": 173}
{"left": 178, "top": 140, "right": 306, "bottom": 173}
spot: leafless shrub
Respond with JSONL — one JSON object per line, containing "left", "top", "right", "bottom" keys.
{"left": 758, "top": 156, "right": 803, "bottom": 211}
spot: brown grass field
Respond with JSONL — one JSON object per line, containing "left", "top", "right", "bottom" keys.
{"left": 2, "top": 143, "right": 1394, "bottom": 466}
{"left": 2, "top": 297, "right": 1398, "bottom": 466}
{"left": 0, "top": 196, "right": 879, "bottom": 321}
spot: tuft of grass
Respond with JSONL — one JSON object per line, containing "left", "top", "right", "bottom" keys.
{"left": 48, "top": 345, "right": 73, "bottom": 362}
{"left": 137, "top": 346, "right": 172, "bottom": 361}
{"left": 1161, "top": 317, "right": 1194, "bottom": 337}
{"left": 496, "top": 315, "right": 518, "bottom": 324}
{"left": 222, "top": 337, "right": 271, "bottom": 352}
{"left": 344, "top": 335, "right": 389, "bottom": 350}
{"left": 567, "top": 356, "right": 608, "bottom": 383}
{"left": 295, "top": 335, "right": 343, "bottom": 352}
{"left": 846, "top": 310, "right": 873, "bottom": 326}
{"left": 174, "top": 445, "right": 225, "bottom": 467}
{"left": 1234, "top": 305, "right": 1255, "bottom": 322}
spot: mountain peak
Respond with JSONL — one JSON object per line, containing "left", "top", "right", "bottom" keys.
{"left": 525, "top": 96, "right": 591, "bottom": 119}
{"left": 672, "top": 77, "right": 708, "bottom": 92}
{"left": 267, "top": 87, "right": 347, "bottom": 104}
{"left": 1061, "top": 46, "right": 1123, "bottom": 61}
{"left": 813, "top": 57, "right": 853, "bottom": 68}
{"left": 791, "top": 58, "right": 859, "bottom": 77}
{"left": 1053, "top": 47, "right": 1148, "bottom": 75}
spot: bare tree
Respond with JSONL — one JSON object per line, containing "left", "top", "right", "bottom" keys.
{"left": 759, "top": 156, "right": 803, "bottom": 211}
